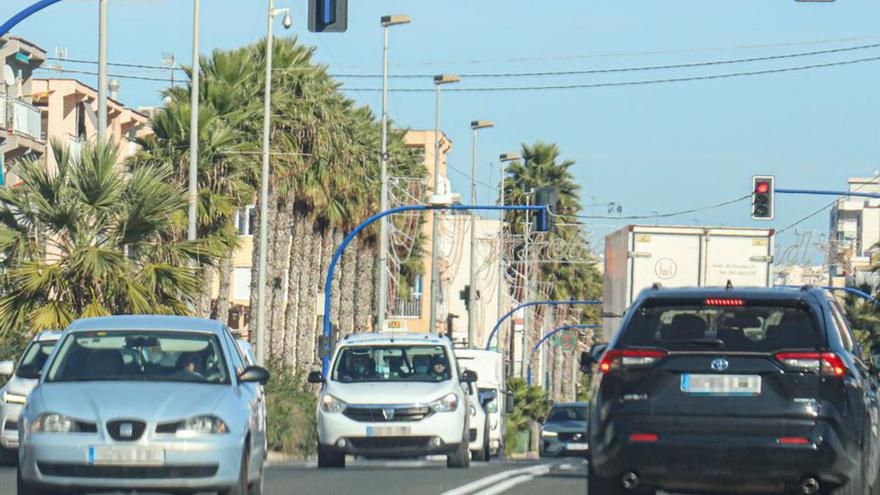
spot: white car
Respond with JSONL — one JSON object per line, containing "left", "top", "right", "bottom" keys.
{"left": 0, "top": 331, "right": 61, "bottom": 464}
{"left": 464, "top": 376, "right": 489, "bottom": 461}
{"left": 309, "top": 333, "right": 474, "bottom": 468}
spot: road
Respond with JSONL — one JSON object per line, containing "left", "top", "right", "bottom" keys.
{"left": 0, "top": 458, "right": 587, "bottom": 495}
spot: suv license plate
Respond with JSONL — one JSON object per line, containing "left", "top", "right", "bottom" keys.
{"left": 681, "top": 374, "right": 761, "bottom": 396}
{"left": 366, "top": 426, "right": 411, "bottom": 437}
{"left": 88, "top": 446, "right": 165, "bottom": 466}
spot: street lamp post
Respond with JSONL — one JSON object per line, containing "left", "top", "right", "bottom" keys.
{"left": 97, "top": 0, "right": 107, "bottom": 143}
{"left": 377, "top": 14, "right": 411, "bottom": 334}
{"left": 467, "top": 120, "right": 494, "bottom": 348}
{"left": 428, "top": 74, "right": 460, "bottom": 334}
{"left": 255, "top": 1, "right": 292, "bottom": 365}
{"left": 494, "top": 153, "right": 520, "bottom": 350}
{"left": 187, "top": 0, "right": 200, "bottom": 242}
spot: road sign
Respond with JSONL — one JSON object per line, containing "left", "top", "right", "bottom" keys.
{"left": 552, "top": 331, "right": 577, "bottom": 351}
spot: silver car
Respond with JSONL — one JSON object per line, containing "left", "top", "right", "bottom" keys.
{"left": 540, "top": 402, "right": 589, "bottom": 458}
{"left": 18, "top": 315, "right": 269, "bottom": 495}
{"left": 0, "top": 331, "right": 61, "bottom": 464}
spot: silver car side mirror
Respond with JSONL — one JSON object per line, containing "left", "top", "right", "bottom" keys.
{"left": 0, "top": 361, "right": 14, "bottom": 376}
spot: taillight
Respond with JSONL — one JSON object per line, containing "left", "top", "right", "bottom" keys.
{"left": 704, "top": 298, "right": 745, "bottom": 307}
{"left": 775, "top": 352, "right": 847, "bottom": 377}
{"left": 598, "top": 349, "right": 667, "bottom": 374}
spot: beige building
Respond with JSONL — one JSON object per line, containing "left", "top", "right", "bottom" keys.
{"left": 829, "top": 177, "right": 880, "bottom": 286}
{"left": 31, "top": 78, "right": 151, "bottom": 169}
{"left": 0, "top": 35, "right": 47, "bottom": 185}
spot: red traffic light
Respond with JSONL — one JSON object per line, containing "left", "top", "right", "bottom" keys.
{"left": 755, "top": 182, "right": 770, "bottom": 194}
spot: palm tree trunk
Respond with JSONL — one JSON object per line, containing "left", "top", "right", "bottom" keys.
{"left": 268, "top": 197, "right": 293, "bottom": 363}
{"left": 354, "top": 239, "right": 375, "bottom": 332}
{"left": 338, "top": 239, "right": 357, "bottom": 336}
{"left": 281, "top": 210, "right": 306, "bottom": 371}
{"left": 304, "top": 227, "right": 334, "bottom": 369}
{"left": 329, "top": 230, "right": 343, "bottom": 332}
{"left": 197, "top": 266, "right": 214, "bottom": 318}
{"left": 213, "top": 250, "right": 234, "bottom": 324}
{"left": 295, "top": 220, "right": 319, "bottom": 370}
{"left": 247, "top": 189, "right": 276, "bottom": 344}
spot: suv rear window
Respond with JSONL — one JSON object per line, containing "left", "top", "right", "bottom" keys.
{"left": 619, "top": 302, "right": 821, "bottom": 352}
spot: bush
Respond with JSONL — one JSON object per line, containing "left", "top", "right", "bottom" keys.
{"left": 504, "top": 378, "right": 549, "bottom": 455}
{"left": 265, "top": 364, "right": 318, "bottom": 459}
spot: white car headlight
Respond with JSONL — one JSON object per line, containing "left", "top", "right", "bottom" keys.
{"left": 541, "top": 430, "right": 558, "bottom": 438}
{"left": 430, "top": 393, "right": 458, "bottom": 413}
{"left": 2, "top": 391, "right": 26, "bottom": 405}
{"left": 32, "top": 413, "right": 75, "bottom": 433}
{"left": 177, "top": 415, "right": 228, "bottom": 435}
{"left": 320, "top": 394, "right": 347, "bottom": 414}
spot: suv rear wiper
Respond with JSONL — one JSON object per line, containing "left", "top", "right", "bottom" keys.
{"left": 665, "top": 338, "right": 725, "bottom": 348}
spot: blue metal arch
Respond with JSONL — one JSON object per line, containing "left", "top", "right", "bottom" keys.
{"left": 484, "top": 300, "right": 602, "bottom": 351}
{"left": 1, "top": 0, "right": 65, "bottom": 37}
{"left": 526, "top": 324, "right": 601, "bottom": 385}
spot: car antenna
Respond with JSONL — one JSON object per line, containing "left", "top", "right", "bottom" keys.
{"left": 726, "top": 280, "right": 734, "bottom": 290}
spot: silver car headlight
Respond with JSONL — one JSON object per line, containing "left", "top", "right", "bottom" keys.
{"left": 2, "top": 391, "right": 26, "bottom": 405}
{"left": 541, "top": 430, "right": 558, "bottom": 438}
{"left": 177, "top": 415, "right": 229, "bottom": 435}
{"left": 32, "top": 413, "right": 76, "bottom": 433}
{"left": 320, "top": 395, "right": 347, "bottom": 414}
{"left": 430, "top": 393, "right": 458, "bottom": 413}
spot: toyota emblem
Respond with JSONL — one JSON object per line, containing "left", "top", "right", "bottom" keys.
{"left": 711, "top": 358, "right": 729, "bottom": 371}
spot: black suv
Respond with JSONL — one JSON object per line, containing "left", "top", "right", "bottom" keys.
{"left": 582, "top": 287, "right": 880, "bottom": 494}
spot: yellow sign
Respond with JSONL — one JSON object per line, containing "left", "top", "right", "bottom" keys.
{"left": 635, "top": 235, "right": 651, "bottom": 243}
{"left": 752, "top": 238, "right": 769, "bottom": 246}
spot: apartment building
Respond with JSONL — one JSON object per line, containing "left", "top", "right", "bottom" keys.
{"left": 0, "top": 35, "right": 47, "bottom": 185}
{"left": 828, "top": 177, "right": 880, "bottom": 286}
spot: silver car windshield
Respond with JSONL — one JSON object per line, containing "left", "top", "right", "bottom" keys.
{"left": 46, "top": 331, "right": 230, "bottom": 384}
{"left": 332, "top": 345, "right": 451, "bottom": 383}
{"left": 16, "top": 341, "right": 56, "bottom": 378}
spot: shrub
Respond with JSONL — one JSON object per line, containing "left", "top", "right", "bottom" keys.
{"left": 265, "top": 364, "right": 318, "bottom": 459}
{"left": 504, "top": 378, "right": 549, "bottom": 455}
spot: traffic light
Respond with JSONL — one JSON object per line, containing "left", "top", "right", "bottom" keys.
{"left": 459, "top": 286, "right": 480, "bottom": 310}
{"left": 308, "top": 0, "right": 348, "bottom": 33}
{"left": 751, "top": 175, "right": 775, "bottom": 220}
{"left": 534, "top": 186, "right": 559, "bottom": 232}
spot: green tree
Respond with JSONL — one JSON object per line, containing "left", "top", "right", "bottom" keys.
{"left": 0, "top": 141, "right": 208, "bottom": 333}
{"left": 504, "top": 377, "right": 550, "bottom": 454}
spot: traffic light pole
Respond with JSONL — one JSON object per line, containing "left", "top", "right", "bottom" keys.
{"left": 484, "top": 300, "right": 602, "bottom": 351}
{"left": 526, "top": 324, "right": 601, "bottom": 385}
{"left": 775, "top": 188, "right": 880, "bottom": 200}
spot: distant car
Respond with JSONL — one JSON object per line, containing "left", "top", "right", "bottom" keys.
{"left": 310, "top": 333, "right": 474, "bottom": 468}
{"left": 0, "top": 331, "right": 61, "bottom": 463}
{"left": 17, "top": 315, "right": 270, "bottom": 495}
{"left": 464, "top": 372, "right": 489, "bottom": 461}
{"left": 583, "top": 287, "right": 880, "bottom": 495}
{"left": 540, "top": 402, "right": 588, "bottom": 458}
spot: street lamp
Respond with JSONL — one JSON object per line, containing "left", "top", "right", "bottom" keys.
{"left": 467, "top": 120, "right": 494, "bottom": 348}
{"left": 97, "top": 0, "right": 107, "bottom": 143}
{"left": 428, "top": 74, "right": 460, "bottom": 335}
{"left": 377, "top": 14, "right": 411, "bottom": 334}
{"left": 495, "top": 152, "right": 520, "bottom": 349}
{"left": 187, "top": 0, "right": 201, "bottom": 242}
{"left": 255, "top": 1, "right": 293, "bottom": 365}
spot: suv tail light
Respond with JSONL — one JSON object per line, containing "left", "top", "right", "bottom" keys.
{"left": 775, "top": 352, "right": 847, "bottom": 377}
{"left": 599, "top": 349, "right": 667, "bottom": 374}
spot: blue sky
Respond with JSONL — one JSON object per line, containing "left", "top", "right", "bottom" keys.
{"left": 6, "top": 0, "right": 880, "bottom": 263}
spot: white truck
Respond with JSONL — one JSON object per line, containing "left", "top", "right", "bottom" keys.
{"left": 454, "top": 349, "right": 505, "bottom": 458}
{"left": 603, "top": 225, "right": 774, "bottom": 340}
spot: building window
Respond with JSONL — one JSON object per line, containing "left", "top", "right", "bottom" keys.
{"left": 238, "top": 206, "right": 256, "bottom": 236}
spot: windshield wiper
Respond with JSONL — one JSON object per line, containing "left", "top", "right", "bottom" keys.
{"left": 665, "top": 338, "right": 725, "bottom": 348}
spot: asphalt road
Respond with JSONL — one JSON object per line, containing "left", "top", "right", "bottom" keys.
{"left": 0, "top": 458, "right": 587, "bottom": 495}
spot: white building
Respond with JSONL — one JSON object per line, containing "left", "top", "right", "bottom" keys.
{"left": 773, "top": 265, "right": 829, "bottom": 288}
{"left": 828, "top": 177, "right": 880, "bottom": 286}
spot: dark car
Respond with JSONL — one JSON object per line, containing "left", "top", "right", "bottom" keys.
{"left": 582, "top": 286, "right": 880, "bottom": 495}
{"left": 540, "top": 402, "right": 589, "bottom": 458}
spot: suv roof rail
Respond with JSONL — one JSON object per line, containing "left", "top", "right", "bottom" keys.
{"left": 726, "top": 280, "right": 734, "bottom": 290}
{"left": 651, "top": 282, "right": 662, "bottom": 290}
{"left": 800, "top": 284, "right": 816, "bottom": 292}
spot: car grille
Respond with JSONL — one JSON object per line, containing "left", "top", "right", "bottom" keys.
{"left": 343, "top": 406, "right": 432, "bottom": 423}
{"left": 347, "top": 437, "right": 433, "bottom": 450}
{"left": 469, "top": 428, "right": 478, "bottom": 442}
{"left": 558, "top": 432, "right": 586, "bottom": 443}
{"left": 38, "top": 463, "right": 218, "bottom": 479}
{"left": 106, "top": 420, "right": 146, "bottom": 441}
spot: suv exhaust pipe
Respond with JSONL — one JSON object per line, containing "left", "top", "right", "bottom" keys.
{"left": 801, "top": 477, "right": 820, "bottom": 495}
{"left": 621, "top": 472, "right": 640, "bottom": 490}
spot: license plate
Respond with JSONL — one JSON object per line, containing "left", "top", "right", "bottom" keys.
{"left": 366, "top": 426, "right": 411, "bottom": 437}
{"left": 681, "top": 374, "right": 761, "bottom": 396}
{"left": 565, "top": 442, "right": 589, "bottom": 451}
{"left": 88, "top": 446, "right": 165, "bottom": 466}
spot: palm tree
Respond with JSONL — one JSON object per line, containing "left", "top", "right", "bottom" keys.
{"left": 0, "top": 141, "right": 209, "bottom": 332}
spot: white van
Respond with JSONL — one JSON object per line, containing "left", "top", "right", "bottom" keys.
{"left": 310, "top": 333, "right": 473, "bottom": 468}
{"left": 455, "top": 349, "right": 505, "bottom": 457}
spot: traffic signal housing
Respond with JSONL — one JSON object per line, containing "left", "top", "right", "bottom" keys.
{"left": 751, "top": 176, "right": 775, "bottom": 221}
{"left": 534, "top": 186, "right": 559, "bottom": 232}
{"left": 308, "top": 0, "right": 348, "bottom": 33}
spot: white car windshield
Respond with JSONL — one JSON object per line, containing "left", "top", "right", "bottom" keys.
{"left": 46, "top": 331, "right": 230, "bottom": 384}
{"left": 16, "top": 340, "right": 56, "bottom": 378}
{"left": 332, "top": 345, "right": 452, "bottom": 383}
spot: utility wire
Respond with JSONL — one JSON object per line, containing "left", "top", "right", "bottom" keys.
{"left": 554, "top": 194, "right": 750, "bottom": 221}
{"left": 340, "top": 55, "right": 880, "bottom": 93}
{"left": 46, "top": 56, "right": 183, "bottom": 72}
{"left": 36, "top": 67, "right": 172, "bottom": 83}
{"left": 328, "top": 42, "right": 880, "bottom": 79}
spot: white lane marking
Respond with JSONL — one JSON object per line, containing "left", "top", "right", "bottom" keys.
{"left": 442, "top": 464, "right": 553, "bottom": 495}
{"left": 474, "top": 474, "right": 539, "bottom": 495}
{"left": 559, "top": 463, "right": 573, "bottom": 471}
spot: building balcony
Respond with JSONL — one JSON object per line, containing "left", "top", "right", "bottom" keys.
{"left": 391, "top": 297, "right": 422, "bottom": 319}
{"left": 0, "top": 97, "right": 45, "bottom": 163}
